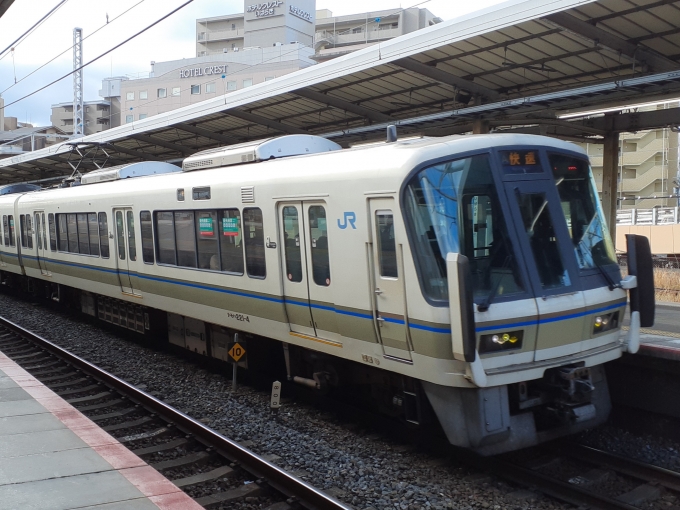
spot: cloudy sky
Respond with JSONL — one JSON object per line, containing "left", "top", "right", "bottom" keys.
{"left": 0, "top": 0, "right": 506, "bottom": 126}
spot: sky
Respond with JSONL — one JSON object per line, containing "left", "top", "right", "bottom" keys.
{"left": 0, "top": 0, "right": 506, "bottom": 127}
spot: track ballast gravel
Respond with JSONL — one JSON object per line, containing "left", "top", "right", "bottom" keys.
{"left": 5, "top": 291, "right": 674, "bottom": 510}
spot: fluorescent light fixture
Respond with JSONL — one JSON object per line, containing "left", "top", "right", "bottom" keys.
{"left": 559, "top": 98, "right": 680, "bottom": 119}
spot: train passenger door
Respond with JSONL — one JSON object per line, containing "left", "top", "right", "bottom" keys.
{"left": 278, "top": 203, "right": 315, "bottom": 336}
{"left": 113, "top": 208, "right": 139, "bottom": 296}
{"left": 369, "top": 198, "right": 412, "bottom": 361}
{"left": 278, "top": 201, "right": 339, "bottom": 340}
{"left": 34, "top": 212, "right": 50, "bottom": 276}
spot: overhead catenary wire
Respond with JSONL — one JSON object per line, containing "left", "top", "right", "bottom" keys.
{"left": 0, "top": 0, "right": 194, "bottom": 113}
{"left": 0, "top": 0, "right": 148, "bottom": 96}
{"left": 0, "top": 0, "right": 69, "bottom": 60}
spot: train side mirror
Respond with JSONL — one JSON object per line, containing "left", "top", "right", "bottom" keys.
{"left": 446, "top": 253, "right": 476, "bottom": 362}
{"left": 626, "top": 234, "right": 655, "bottom": 328}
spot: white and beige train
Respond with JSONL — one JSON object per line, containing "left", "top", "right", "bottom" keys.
{"left": 0, "top": 133, "right": 653, "bottom": 454}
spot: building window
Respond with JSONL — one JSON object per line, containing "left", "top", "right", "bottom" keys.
{"left": 172, "top": 87, "right": 181, "bottom": 96}
{"left": 157, "top": 88, "right": 167, "bottom": 98}
{"left": 265, "top": 76, "right": 275, "bottom": 81}
{"left": 243, "top": 78, "right": 253, "bottom": 88}
{"left": 352, "top": 27, "right": 362, "bottom": 33}
{"left": 231, "top": 23, "right": 235, "bottom": 30}
{"left": 139, "top": 90, "right": 148, "bottom": 100}
{"left": 126, "top": 115, "right": 134, "bottom": 123}
{"left": 227, "top": 81, "right": 237, "bottom": 91}
{"left": 191, "top": 84, "right": 200, "bottom": 95}
{"left": 232, "top": 43, "right": 237, "bottom": 49}
{"left": 206, "top": 83, "right": 216, "bottom": 93}
{"left": 138, "top": 113, "right": 147, "bottom": 120}
{"left": 126, "top": 92, "right": 135, "bottom": 100}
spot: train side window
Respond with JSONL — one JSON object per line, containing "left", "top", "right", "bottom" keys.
{"left": 8, "top": 215, "right": 15, "bottom": 247}
{"left": 244, "top": 208, "right": 265, "bottom": 278}
{"left": 20, "top": 215, "right": 27, "bottom": 248}
{"left": 88, "top": 213, "right": 100, "bottom": 257}
{"left": 155, "top": 211, "right": 176, "bottom": 265}
{"left": 219, "top": 209, "right": 243, "bottom": 275}
{"left": 2, "top": 216, "right": 6, "bottom": 246}
{"left": 98, "top": 213, "right": 109, "bottom": 258}
{"left": 115, "top": 211, "right": 126, "bottom": 260}
{"left": 195, "top": 211, "right": 218, "bottom": 270}
{"left": 57, "top": 214, "right": 67, "bottom": 251}
{"left": 67, "top": 213, "right": 78, "bottom": 253}
{"left": 309, "top": 206, "right": 330, "bottom": 286}
{"left": 174, "top": 211, "right": 197, "bottom": 268}
{"left": 282, "top": 206, "right": 302, "bottom": 282}
{"left": 140, "top": 211, "right": 154, "bottom": 263}
{"left": 77, "top": 213, "right": 89, "bottom": 255}
{"left": 48, "top": 214, "right": 56, "bottom": 251}
{"left": 376, "top": 211, "right": 398, "bottom": 278}
{"left": 35, "top": 214, "right": 42, "bottom": 250}
{"left": 127, "top": 211, "right": 137, "bottom": 261}
{"left": 26, "top": 215, "right": 33, "bottom": 249}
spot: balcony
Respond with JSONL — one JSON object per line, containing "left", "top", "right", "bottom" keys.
{"left": 199, "top": 28, "right": 244, "bottom": 42}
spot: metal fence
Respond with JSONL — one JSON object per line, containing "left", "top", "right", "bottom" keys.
{"left": 617, "top": 207, "right": 680, "bottom": 225}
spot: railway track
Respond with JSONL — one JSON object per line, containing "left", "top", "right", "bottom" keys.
{"left": 469, "top": 441, "right": 680, "bottom": 509}
{"left": 0, "top": 314, "right": 350, "bottom": 510}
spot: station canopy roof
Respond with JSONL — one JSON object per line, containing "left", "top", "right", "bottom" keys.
{"left": 2, "top": 0, "right": 680, "bottom": 183}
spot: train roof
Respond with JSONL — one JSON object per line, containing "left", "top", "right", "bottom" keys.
{"left": 14, "top": 134, "right": 586, "bottom": 205}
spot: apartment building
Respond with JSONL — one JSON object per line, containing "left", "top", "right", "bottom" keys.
{"left": 579, "top": 102, "right": 680, "bottom": 209}
{"left": 50, "top": 100, "right": 112, "bottom": 136}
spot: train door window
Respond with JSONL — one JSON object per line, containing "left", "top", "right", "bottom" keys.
{"left": 42, "top": 214, "right": 47, "bottom": 252}
{"left": 126, "top": 211, "right": 137, "bottom": 261}
{"left": 35, "top": 214, "right": 42, "bottom": 250}
{"left": 155, "top": 211, "right": 176, "bottom": 265}
{"left": 2, "top": 216, "right": 6, "bottom": 246}
{"left": 140, "top": 211, "right": 154, "bottom": 263}
{"left": 219, "top": 209, "right": 243, "bottom": 275}
{"left": 77, "top": 213, "right": 90, "bottom": 255}
{"left": 26, "top": 215, "right": 33, "bottom": 249}
{"left": 309, "top": 206, "right": 330, "bottom": 286}
{"left": 244, "top": 207, "right": 265, "bottom": 278}
{"left": 48, "top": 214, "right": 56, "bottom": 251}
{"left": 115, "top": 211, "right": 126, "bottom": 260}
{"left": 20, "top": 215, "right": 27, "bottom": 248}
{"left": 67, "top": 214, "right": 78, "bottom": 253}
{"left": 282, "top": 206, "right": 302, "bottom": 282}
{"left": 98, "top": 213, "right": 109, "bottom": 258}
{"left": 376, "top": 211, "right": 397, "bottom": 278}
{"left": 88, "top": 213, "right": 100, "bottom": 257}
{"left": 195, "top": 211, "right": 218, "bottom": 269}
{"left": 8, "top": 215, "right": 15, "bottom": 247}
{"left": 174, "top": 211, "right": 197, "bottom": 268}
{"left": 515, "top": 191, "right": 570, "bottom": 290}
{"left": 57, "top": 214, "right": 67, "bottom": 251}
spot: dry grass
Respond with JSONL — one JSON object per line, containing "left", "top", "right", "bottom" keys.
{"left": 652, "top": 267, "right": 680, "bottom": 303}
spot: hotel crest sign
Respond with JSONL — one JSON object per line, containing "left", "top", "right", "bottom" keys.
{"left": 247, "top": 1, "right": 283, "bottom": 18}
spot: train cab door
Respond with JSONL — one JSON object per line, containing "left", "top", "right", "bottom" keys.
{"left": 278, "top": 203, "right": 315, "bottom": 336}
{"left": 34, "top": 211, "right": 50, "bottom": 276}
{"left": 113, "top": 208, "right": 140, "bottom": 296}
{"left": 502, "top": 179, "right": 585, "bottom": 362}
{"left": 369, "top": 198, "right": 412, "bottom": 361}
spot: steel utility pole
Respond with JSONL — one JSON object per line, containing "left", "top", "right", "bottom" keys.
{"left": 73, "top": 27, "right": 84, "bottom": 137}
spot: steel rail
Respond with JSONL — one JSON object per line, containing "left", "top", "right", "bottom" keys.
{"left": 0, "top": 315, "right": 351, "bottom": 510}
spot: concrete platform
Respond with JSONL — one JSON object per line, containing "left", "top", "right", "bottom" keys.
{"left": 0, "top": 349, "right": 202, "bottom": 510}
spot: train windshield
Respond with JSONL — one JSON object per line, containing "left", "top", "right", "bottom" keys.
{"left": 404, "top": 154, "right": 524, "bottom": 302}
{"left": 549, "top": 154, "right": 617, "bottom": 269}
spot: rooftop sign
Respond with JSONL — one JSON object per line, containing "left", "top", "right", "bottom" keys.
{"left": 247, "top": 1, "right": 284, "bottom": 18}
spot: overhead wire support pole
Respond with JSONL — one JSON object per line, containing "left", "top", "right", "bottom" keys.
{"left": 73, "top": 28, "right": 84, "bottom": 137}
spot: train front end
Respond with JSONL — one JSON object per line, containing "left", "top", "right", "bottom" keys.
{"left": 403, "top": 136, "right": 653, "bottom": 454}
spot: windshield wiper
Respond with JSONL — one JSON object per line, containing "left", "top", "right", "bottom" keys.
{"left": 593, "top": 258, "right": 619, "bottom": 291}
{"left": 477, "top": 254, "right": 512, "bottom": 312}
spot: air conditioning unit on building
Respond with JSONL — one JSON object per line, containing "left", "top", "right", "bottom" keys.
{"left": 273, "top": 42, "right": 282, "bottom": 46}
{"left": 223, "top": 48, "right": 229, "bottom": 53}
{"left": 233, "top": 47, "right": 239, "bottom": 52}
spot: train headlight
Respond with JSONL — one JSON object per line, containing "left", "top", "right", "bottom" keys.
{"left": 592, "top": 311, "right": 619, "bottom": 335}
{"left": 480, "top": 330, "right": 523, "bottom": 354}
